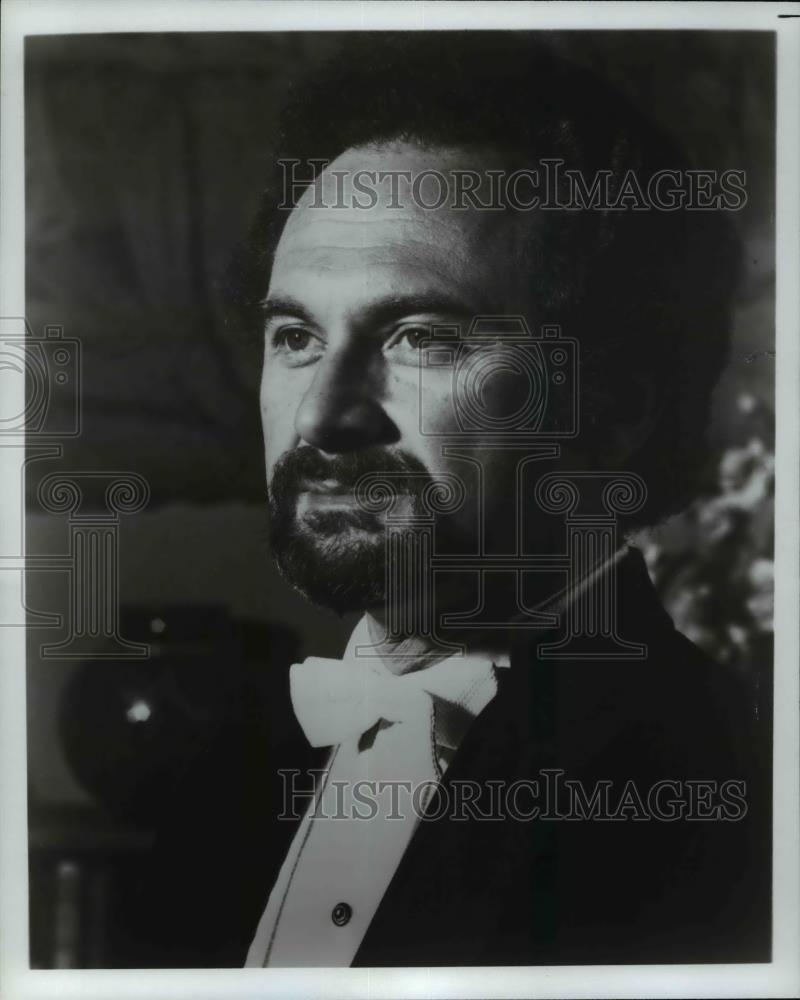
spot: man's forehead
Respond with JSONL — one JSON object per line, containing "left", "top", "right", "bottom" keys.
{"left": 279, "top": 144, "right": 499, "bottom": 248}
{"left": 295, "top": 140, "right": 506, "bottom": 211}
{"left": 271, "top": 141, "right": 537, "bottom": 310}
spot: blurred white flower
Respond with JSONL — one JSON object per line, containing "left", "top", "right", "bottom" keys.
{"left": 748, "top": 558, "right": 774, "bottom": 589}
{"left": 697, "top": 498, "right": 734, "bottom": 543}
{"left": 737, "top": 392, "right": 757, "bottom": 414}
{"left": 644, "top": 409, "right": 774, "bottom": 664}
{"left": 727, "top": 623, "right": 748, "bottom": 649}
{"left": 718, "top": 439, "right": 774, "bottom": 512}
{"left": 746, "top": 558, "right": 774, "bottom": 632}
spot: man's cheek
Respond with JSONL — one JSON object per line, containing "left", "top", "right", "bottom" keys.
{"left": 410, "top": 366, "right": 532, "bottom": 439}
{"left": 261, "top": 393, "right": 300, "bottom": 458}
{"left": 416, "top": 380, "right": 460, "bottom": 437}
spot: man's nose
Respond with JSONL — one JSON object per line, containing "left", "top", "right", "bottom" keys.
{"left": 294, "top": 351, "right": 399, "bottom": 453}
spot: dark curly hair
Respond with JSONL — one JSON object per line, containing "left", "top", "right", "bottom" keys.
{"left": 227, "top": 31, "right": 742, "bottom": 528}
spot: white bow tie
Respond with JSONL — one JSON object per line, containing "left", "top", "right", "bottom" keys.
{"left": 289, "top": 627, "right": 504, "bottom": 754}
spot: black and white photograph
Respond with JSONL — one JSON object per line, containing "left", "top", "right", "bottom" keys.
{"left": 1, "top": 3, "right": 798, "bottom": 999}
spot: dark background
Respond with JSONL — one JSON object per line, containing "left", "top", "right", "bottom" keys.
{"left": 23, "top": 32, "right": 775, "bottom": 967}
{"left": 24, "top": 32, "right": 775, "bottom": 504}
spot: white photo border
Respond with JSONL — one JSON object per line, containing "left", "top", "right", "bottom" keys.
{"left": 1, "top": 2, "right": 798, "bottom": 998}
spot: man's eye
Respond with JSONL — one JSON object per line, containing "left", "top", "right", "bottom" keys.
{"left": 398, "top": 328, "right": 428, "bottom": 349}
{"left": 385, "top": 326, "right": 434, "bottom": 363}
{"left": 269, "top": 326, "right": 323, "bottom": 365}
{"left": 277, "top": 328, "right": 312, "bottom": 351}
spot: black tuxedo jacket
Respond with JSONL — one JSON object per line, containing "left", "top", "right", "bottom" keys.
{"left": 131, "top": 550, "right": 771, "bottom": 967}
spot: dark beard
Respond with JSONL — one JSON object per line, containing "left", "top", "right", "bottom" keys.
{"left": 268, "top": 446, "right": 436, "bottom": 616}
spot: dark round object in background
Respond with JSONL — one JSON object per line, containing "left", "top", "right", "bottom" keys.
{"left": 58, "top": 605, "right": 298, "bottom": 823}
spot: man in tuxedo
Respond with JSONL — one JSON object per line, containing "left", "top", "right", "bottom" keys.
{"left": 137, "top": 34, "right": 771, "bottom": 967}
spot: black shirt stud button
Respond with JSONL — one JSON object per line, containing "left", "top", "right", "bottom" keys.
{"left": 331, "top": 902, "right": 352, "bottom": 927}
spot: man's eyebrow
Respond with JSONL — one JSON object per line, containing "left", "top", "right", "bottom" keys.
{"left": 260, "top": 292, "right": 478, "bottom": 328}
{"left": 355, "top": 293, "right": 477, "bottom": 328}
{"left": 260, "top": 295, "right": 315, "bottom": 324}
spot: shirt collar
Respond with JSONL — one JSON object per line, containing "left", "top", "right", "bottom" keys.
{"left": 340, "top": 616, "right": 506, "bottom": 760}
{"left": 333, "top": 543, "right": 628, "bottom": 757}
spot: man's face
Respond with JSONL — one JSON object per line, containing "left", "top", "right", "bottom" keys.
{"left": 261, "top": 142, "right": 546, "bottom": 614}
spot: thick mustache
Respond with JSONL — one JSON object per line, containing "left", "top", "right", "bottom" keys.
{"left": 269, "top": 446, "right": 431, "bottom": 501}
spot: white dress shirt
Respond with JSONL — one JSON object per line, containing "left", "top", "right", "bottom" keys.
{"left": 245, "top": 617, "right": 509, "bottom": 967}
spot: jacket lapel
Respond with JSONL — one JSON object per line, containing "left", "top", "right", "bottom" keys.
{"left": 353, "top": 627, "right": 558, "bottom": 965}
{"left": 353, "top": 548, "right": 672, "bottom": 965}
